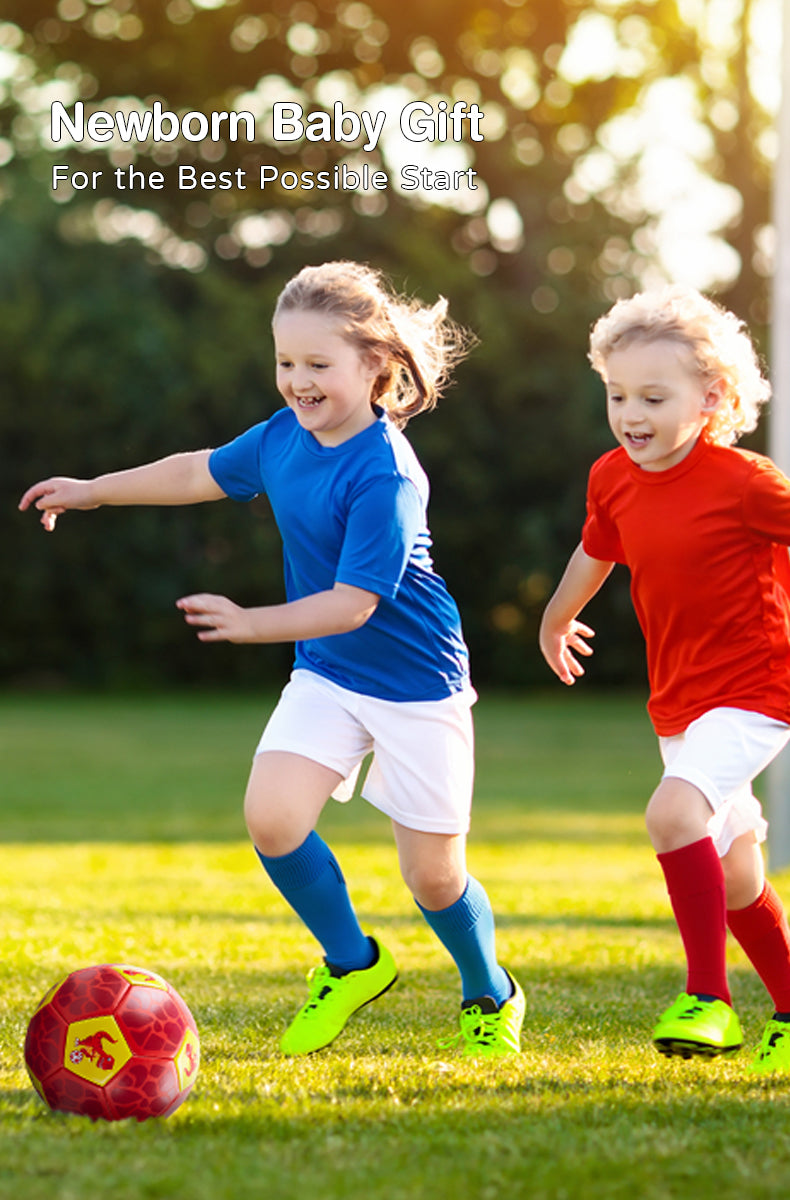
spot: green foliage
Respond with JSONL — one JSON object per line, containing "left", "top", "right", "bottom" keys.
{"left": 4, "top": 159, "right": 642, "bottom": 688}
{"left": 1, "top": 0, "right": 771, "bottom": 687}
{"left": 4, "top": 173, "right": 290, "bottom": 685}
{"left": 1, "top": 0, "right": 771, "bottom": 307}
{"left": 1, "top": 691, "right": 790, "bottom": 1200}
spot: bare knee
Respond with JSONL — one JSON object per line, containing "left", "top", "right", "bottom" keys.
{"left": 393, "top": 828, "right": 467, "bottom": 910}
{"left": 405, "top": 861, "right": 466, "bottom": 911}
{"left": 722, "top": 833, "right": 764, "bottom": 910}
{"left": 244, "top": 786, "right": 302, "bottom": 857}
{"left": 645, "top": 778, "right": 712, "bottom": 853}
{"left": 243, "top": 751, "right": 337, "bottom": 858}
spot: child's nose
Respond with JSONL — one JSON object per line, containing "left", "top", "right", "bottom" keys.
{"left": 292, "top": 367, "right": 313, "bottom": 391}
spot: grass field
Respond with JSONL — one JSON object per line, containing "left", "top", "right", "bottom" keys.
{"left": 2, "top": 689, "right": 790, "bottom": 1200}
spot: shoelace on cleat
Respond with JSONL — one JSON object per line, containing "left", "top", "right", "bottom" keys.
{"left": 298, "top": 966, "right": 337, "bottom": 1017}
{"left": 757, "top": 1024, "right": 789, "bottom": 1061}
{"left": 676, "top": 1003, "right": 707, "bottom": 1020}
{"left": 438, "top": 1003, "right": 503, "bottom": 1050}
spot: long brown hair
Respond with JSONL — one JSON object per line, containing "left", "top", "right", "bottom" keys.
{"left": 274, "top": 261, "right": 475, "bottom": 427}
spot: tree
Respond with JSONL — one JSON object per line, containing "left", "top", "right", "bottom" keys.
{"left": 1, "top": 0, "right": 777, "bottom": 688}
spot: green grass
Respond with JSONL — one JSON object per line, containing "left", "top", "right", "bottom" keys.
{"left": 2, "top": 689, "right": 790, "bottom": 1200}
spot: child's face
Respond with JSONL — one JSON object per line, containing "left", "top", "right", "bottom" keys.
{"left": 603, "top": 338, "right": 721, "bottom": 472}
{"left": 273, "top": 309, "right": 381, "bottom": 447}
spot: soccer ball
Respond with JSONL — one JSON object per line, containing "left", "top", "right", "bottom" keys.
{"left": 24, "top": 963, "right": 200, "bottom": 1121}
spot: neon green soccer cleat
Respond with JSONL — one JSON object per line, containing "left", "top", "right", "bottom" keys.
{"left": 749, "top": 1019, "right": 790, "bottom": 1075}
{"left": 652, "top": 992, "right": 743, "bottom": 1059}
{"left": 440, "top": 972, "right": 525, "bottom": 1058}
{"left": 279, "top": 937, "right": 398, "bottom": 1056}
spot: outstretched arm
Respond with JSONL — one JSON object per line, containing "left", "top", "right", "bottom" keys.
{"left": 176, "top": 583, "right": 380, "bottom": 644}
{"left": 539, "top": 542, "right": 614, "bottom": 685}
{"left": 18, "top": 450, "right": 225, "bottom": 531}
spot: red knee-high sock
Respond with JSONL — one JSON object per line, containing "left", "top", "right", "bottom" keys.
{"left": 657, "top": 837, "right": 730, "bottom": 1005}
{"left": 727, "top": 882, "right": 790, "bottom": 1013}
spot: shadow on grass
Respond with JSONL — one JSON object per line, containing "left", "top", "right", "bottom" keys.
{"left": 0, "top": 818, "right": 649, "bottom": 847}
{"left": 0, "top": 795, "right": 651, "bottom": 846}
{"left": 5, "top": 1070, "right": 789, "bottom": 1121}
{"left": 0, "top": 689, "right": 659, "bottom": 844}
{"left": 5, "top": 961, "right": 789, "bottom": 1200}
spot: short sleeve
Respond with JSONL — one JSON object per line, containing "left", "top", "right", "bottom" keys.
{"left": 335, "top": 475, "right": 424, "bottom": 598}
{"left": 742, "top": 457, "right": 790, "bottom": 543}
{"left": 208, "top": 422, "right": 268, "bottom": 502}
{"left": 581, "top": 462, "right": 625, "bottom": 563}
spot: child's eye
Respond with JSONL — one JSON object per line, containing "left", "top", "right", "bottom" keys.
{"left": 608, "top": 392, "right": 623, "bottom": 404}
{"left": 311, "top": 362, "right": 328, "bottom": 370}
{"left": 644, "top": 396, "right": 664, "bottom": 405}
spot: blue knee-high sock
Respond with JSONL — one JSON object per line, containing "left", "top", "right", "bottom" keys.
{"left": 417, "top": 876, "right": 511, "bottom": 1007}
{"left": 256, "top": 831, "right": 374, "bottom": 973}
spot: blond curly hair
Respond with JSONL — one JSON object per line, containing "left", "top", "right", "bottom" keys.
{"left": 273, "top": 261, "right": 474, "bottom": 427}
{"left": 588, "top": 285, "right": 771, "bottom": 446}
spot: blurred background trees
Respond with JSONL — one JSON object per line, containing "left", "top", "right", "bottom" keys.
{"left": 1, "top": 0, "right": 780, "bottom": 689}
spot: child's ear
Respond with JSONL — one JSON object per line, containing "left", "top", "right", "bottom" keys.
{"left": 702, "top": 376, "right": 726, "bottom": 414}
{"left": 363, "top": 349, "right": 387, "bottom": 380}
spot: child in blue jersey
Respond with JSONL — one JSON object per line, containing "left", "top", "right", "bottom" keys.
{"left": 20, "top": 260, "right": 524, "bottom": 1058}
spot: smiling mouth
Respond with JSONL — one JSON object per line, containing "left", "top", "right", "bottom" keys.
{"left": 295, "top": 395, "right": 324, "bottom": 410}
{"left": 624, "top": 432, "right": 653, "bottom": 448}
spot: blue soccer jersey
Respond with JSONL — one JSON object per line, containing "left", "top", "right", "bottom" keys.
{"left": 208, "top": 407, "right": 471, "bottom": 701}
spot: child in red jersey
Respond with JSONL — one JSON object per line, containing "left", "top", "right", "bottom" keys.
{"left": 540, "top": 285, "right": 790, "bottom": 1071}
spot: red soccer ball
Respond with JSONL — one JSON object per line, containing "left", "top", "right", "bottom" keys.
{"left": 24, "top": 963, "right": 200, "bottom": 1121}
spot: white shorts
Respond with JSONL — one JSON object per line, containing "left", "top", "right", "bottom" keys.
{"left": 255, "top": 669, "right": 477, "bottom": 835}
{"left": 659, "top": 707, "right": 790, "bottom": 857}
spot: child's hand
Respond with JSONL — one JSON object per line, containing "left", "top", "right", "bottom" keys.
{"left": 539, "top": 618, "right": 595, "bottom": 686}
{"left": 176, "top": 594, "right": 255, "bottom": 643}
{"left": 18, "top": 477, "right": 97, "bottom": 531}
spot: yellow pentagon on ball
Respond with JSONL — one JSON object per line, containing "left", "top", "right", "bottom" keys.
{"left": 115, "top": 965, "right": 169, "bottom": 991}
{"left": 64, "top": 1016, "right": 132, "bottom": 1086}
{"left": 174, "top": 1028, "right": 200, "bottom": 1091}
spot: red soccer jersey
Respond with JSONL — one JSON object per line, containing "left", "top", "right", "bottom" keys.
{"left": 581, "top": 436, "right": 790, "bottom": 735}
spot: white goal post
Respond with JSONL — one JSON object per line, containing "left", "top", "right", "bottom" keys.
{"left": 767, "top": 0, "right": 790, "bottom": 869}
